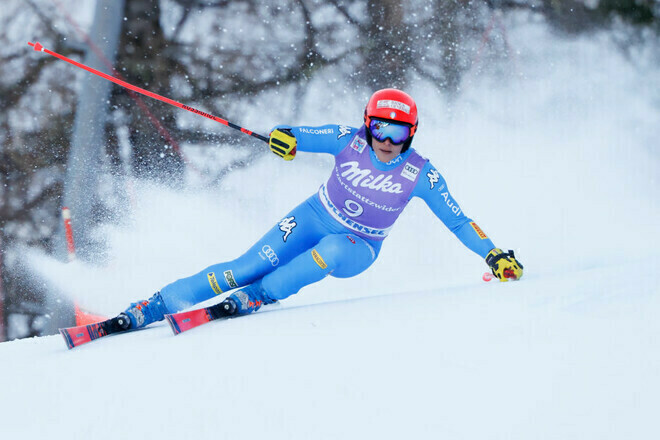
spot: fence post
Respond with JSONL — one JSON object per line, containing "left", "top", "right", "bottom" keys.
{"left": 46, "top": 0, "right": 125, "bottom": 335}
{"left": 59, "top": 0, "right": 125, "bottom": 261}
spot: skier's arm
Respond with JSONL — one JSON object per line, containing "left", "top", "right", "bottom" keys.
{"left": 269, "top": 124, "right": 355, "bottom": 158}
{"left": 411, "top": 162, "right": 495, "bottom": 258}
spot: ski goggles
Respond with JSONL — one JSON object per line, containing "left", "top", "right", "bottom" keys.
{"left": 368, "top": 118, "right": 411, "bottom": 145}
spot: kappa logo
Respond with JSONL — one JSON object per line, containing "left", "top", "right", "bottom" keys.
{"left": 261, "top": 245, "right": 280, "bottom": 266}
{"left": 401, "top": 163, "right": 420, "bottom": 182}
{"left": 427, "top": 168, "right": 440, "bottom": 189}
{"left": 338, "top": 125, "right": 352, "bottom": 139}
{"left": 279, "top": 216, "right": 297, "bottom": 242}
{"left": 223, "top": 270, "right": 238, "bottom": 289}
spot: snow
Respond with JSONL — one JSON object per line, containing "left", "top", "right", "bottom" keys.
{"left": 2, "top": 259, "right": 659, "bottom": 439}
{"left": 1, "top": 11, "right": 659, "bottom": 440}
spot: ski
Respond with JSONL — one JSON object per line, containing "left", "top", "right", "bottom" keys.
{"left": 165, "top": 301, "right": 235, "bottom": 335}
{"left": 59, "top": 315, "right": 130, "bottom": 350}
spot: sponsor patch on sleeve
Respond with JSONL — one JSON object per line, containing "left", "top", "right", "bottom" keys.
{"left": 207, "top": 272, "right": 223, "bottom": 295}
{"left": 470, "top": 222, "right": 488, "bottom": 239}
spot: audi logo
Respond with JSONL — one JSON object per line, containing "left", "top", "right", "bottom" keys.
{"left": 262, "top": 245, "right": 279, "bottom": 266}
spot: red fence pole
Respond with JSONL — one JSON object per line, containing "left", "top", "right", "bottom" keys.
{"left": 62, "top": 207, "right": 76, "bottom": 262}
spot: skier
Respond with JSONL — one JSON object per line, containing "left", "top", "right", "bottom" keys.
{"left": 115, "top": 88, "right": 523, "bottom": 330}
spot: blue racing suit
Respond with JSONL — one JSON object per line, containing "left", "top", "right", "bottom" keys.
{"left": 159, "top": 125, "right": 496, "bottom": 312}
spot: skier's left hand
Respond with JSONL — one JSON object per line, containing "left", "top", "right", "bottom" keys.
{"left": 269, "top": 128, "right": 297, "bottom": 161}
{"left": 486, "top": 248, "right": 523, "bottom": 281}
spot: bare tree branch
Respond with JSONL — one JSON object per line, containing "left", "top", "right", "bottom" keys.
{"left": 326, "top": 0, "right": 365, "bottom": 30}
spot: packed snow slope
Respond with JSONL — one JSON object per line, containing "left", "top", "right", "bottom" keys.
{"left": 1, "top": 12, "right": 659, "bottom": 440}
{"left": 1, "top": 260, "right": 659, "bottom": 440}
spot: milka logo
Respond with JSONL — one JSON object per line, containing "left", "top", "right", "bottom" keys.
{"left": 339, "top": 161, "right": 403, "bottom": 194}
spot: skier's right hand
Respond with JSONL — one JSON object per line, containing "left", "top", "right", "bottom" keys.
{"left": 269, "top": 128, "right": 297, "bottom": 161}
{"left": 486, "top": 248, "right": 524, "bottom": 281}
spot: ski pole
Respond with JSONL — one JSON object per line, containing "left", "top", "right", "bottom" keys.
{"left": 28, "top": 41, "right": 269, "bottom": 144}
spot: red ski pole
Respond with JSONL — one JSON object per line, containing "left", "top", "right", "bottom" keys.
{"left": 28, "top": 41, "right": 269, "bottom": 144}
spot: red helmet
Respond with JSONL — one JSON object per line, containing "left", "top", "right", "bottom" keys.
{"left": 364, "top": 88, "right": 418, "bottom": 137}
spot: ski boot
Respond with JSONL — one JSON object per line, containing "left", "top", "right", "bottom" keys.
{"left": 118, "top": 292, "right": 169, "bottom": 330}
{"left": 220, "top": 282, "right": 277, "bottom": 316}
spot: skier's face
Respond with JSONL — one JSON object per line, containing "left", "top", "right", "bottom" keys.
{"left": 372, "top": 137, "right": 404, "bottom": 163}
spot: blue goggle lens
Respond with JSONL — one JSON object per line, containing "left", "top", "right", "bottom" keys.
{"left": 368, "top": 119, "right": 411, "bottom": 145}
